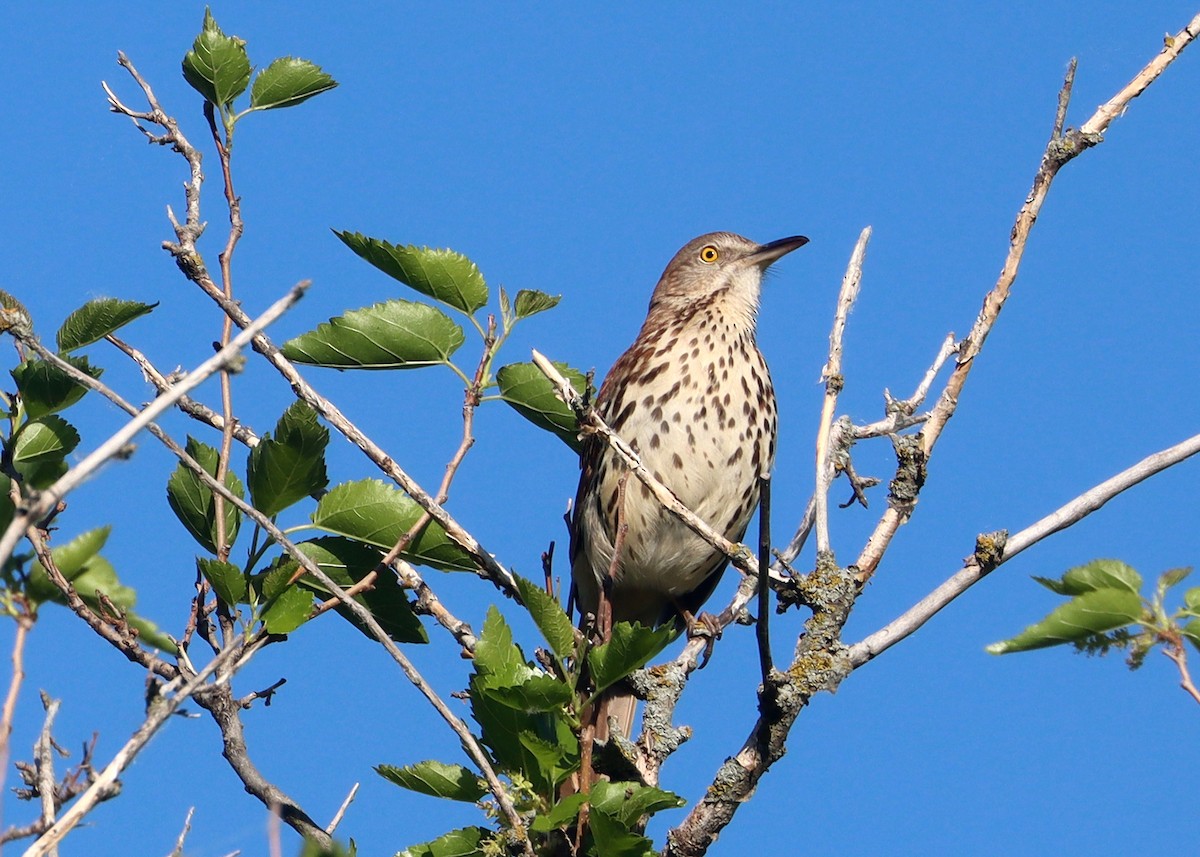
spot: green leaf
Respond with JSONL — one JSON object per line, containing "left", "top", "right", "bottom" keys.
{"left": 476, "top": 673, "right": 573, "bottom": 713}
{"left": 247, "top": 401, "right": 329, "bottom": 516}
{"left": 1184, "top": 587, "right": 1200, "bottom": 615}
{"left": 1159, "top": 566, "right": 1193, "bottom": 590}
{"left": 530, "top": 793, "right": 588, "bottom": 832}
{"left": 513, "top": 574, "right": 575, "bottom": 661}
{"left": 261, "top": 586, "right": 313, "bottom": 633}
{"left": 1035, "top": 559, "right": 1143, "bottom": 596}
{"left": 198, "top": 557, "right": 247, "bottom": 605}
{"left": 55, "top": 298, "right": 156, "bottom": 352}
{"left": 288, "top": 536, "right": 427, "bottom": 644}
{"left": 1181, "top": 619, "right": 1200, "bottom": 653}
{"left": 282, "top": 300, "right": 464, "bottom": 369}
{"left": 587, "top": 621, "right": 673, "bottom": 696}
{"left": 513, "top": 289, "right": 561, "bottom": 320}
{"left": 181, "top": 8, "right": 251, "bottom": 107}
{"left": 0, "top": 474, "right": 14, "bottom": 532}
{"left": 590, "top": 780, "right": 685, "bottom": 826}
{"left": 12, "top": 415, "right": 80, "bottom": 487}
{"left": 587, "top": 808, "right": 655, "bottom": 857}
{"left": 165, "top": 437, "right": 244, "bottom": 554}
{"left": 12, "top": 355, "right": 103, "bottom": 418}
{"left": 375, "top": 761, "right": 486, "bottom": 802}
{"left": 311, "top": 479, "right": 474, "bottom": 571}
{"left": 495, "top": 361, "right": 586, "bottom": 452}
{"left": 333, "top": 232, "right": 488, "bottom": 314}
{"left": 474, "top": 606, "right": 528, "bottom": 683}
{"left": 249, "top": 57, "right": 337, "bottom": 111}
{"left": 50, "top": 526, "right": 111, "bottom": 577}
{"left": 397, "top": 826, "right": 489, "bottom": 857}
{"left": 986, "top": 588, "right": 1145, "bottom": 654}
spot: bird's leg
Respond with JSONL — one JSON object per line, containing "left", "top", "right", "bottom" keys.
{"left": 678, "top": 605, "right": 723, "bottom": 667}
{"left": 599, "top": 472, "right": 630, "bottom": 643}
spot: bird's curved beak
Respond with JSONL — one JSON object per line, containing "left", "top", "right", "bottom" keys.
{"left": 750, "top": 235, "right": 809, "bottom": 269}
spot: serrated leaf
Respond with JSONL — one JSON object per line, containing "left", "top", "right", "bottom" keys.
{"left": 249, "top": 56, "right": 337, "bottom": 110}
{"left": 55, "top": 298, "right": 156, "bottom": 352}
{"left": 513, "top": 574, "right": 575, "bottom": 661}
{"left": 1057, "top": 559, "right": 1143, "bottom": 595}
{"left": 397, "top": 826, "right": 489, "bottom": 857}
{"left": 12, "top": 356, "right": 103, "bottom": 418}
{"left": 513, "top": 289, "right": 561, "bottom": 320}
{"left": 50, "top": 527, "right": 111, "bottom": 577}
{"left": 474, "top": 606, "right": 528, "bottom": 683}
{"left": 198, "top": 557, "right": 247, "bottom": 605}
{"left": 469, "top": 679, "right": 576, "bottom": 792}
{"left": 587, "top": 808, "right": 655, "bottom": 857}
{"left": 247, "top": 401, "right": 329, "bottom": 516}
{"left": 334, "top": 232, "right": 488, "bottom": 314}
{"left": 182, "top": 8, "right": 251, "bottom": 107}
{"left": 986, "top": 588, "right": 1145, "bottom": 654}
{"left": 288, "top": 536, "right": 427, "bottom": 644}
{"left": 587, "top": 621, "right": 673, "bottom": 696}
{"left": 1184, "top": 587, "right": 1200, "bottom": 614}
{"left": 282, "top": 300, "right": 464, "bottom": 369}
{"left": 590, "top": 781, "right": 685, "bottom": 826}
{"left": 311, "top": 479, "right": 474, "bottom": 571}
{"left": 261, "top": 580, "right": 313, "bottom": 634}
{"left": 12, "top": 415, "right": 80, "bottom": 487}
{"left": 165, "top": 437, "right": 244, "bottom": 554}
{"left": 476, "top": 673, "right": 573, "bottom": 713}
{"left": 496, "top": 361, "right": 586, "bottom": 451}
{"left": 375, "top": 761, "right": 486, "bottom": 802}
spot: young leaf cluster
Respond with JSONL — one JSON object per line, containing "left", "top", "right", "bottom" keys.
{"left": 988, "top": 559, "right": 1200, "bottom": 668}
{"left": 381, "top": 577, "right": 680, "bottom": 856}
{"left": 182, "top": 7, "right": 337, "bottom": 135}
{"left": 282, "top": 230, "right": 587, "bottom": 449}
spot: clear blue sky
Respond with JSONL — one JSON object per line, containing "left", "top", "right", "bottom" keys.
{"left": 3, "top": 3, "right": 1199, "bottom": 855}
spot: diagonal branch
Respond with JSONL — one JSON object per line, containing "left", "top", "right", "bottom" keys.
{"left": 0, "top": 284, "right": 305, "bottom": 568}
{"left": 847, "top": 430, "right": 1200, "bottom": 667}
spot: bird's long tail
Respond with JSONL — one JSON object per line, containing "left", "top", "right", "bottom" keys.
{"left": 593, "top": 682, "right": 637, "bottom": 743}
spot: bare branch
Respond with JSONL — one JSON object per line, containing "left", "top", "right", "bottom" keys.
{"left": 815, "top": 227, "right": 870, "bottom": 554}
{"left": 1163, "top": 643, "right": 1200, "bottom": 707}
{"left": 325, "top": 783, "right": 359, "bottom": 835}
{"left": 106, "top": 334, "right": 260, "bottom": 447}
{"left": 848, "top": 430, "right": 1200, "bottom": 667}
{"left": 164, "top": 807, "right": 195, "bottom": 857}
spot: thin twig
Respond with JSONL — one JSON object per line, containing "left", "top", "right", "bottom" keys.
{"left": 325, "top": 782, "right": 359, "bottom": 835}
{"left": 107, "top": 334, "right": 260, "bottom": 447}
{"left": 165, "top": 807, "right": 195, "bottom": 857}
{"left": 814, "top": 227, "right": 869, "bottom": 554}
{"left": 1162, "top": 644, "right": 1200, "bottom": 707}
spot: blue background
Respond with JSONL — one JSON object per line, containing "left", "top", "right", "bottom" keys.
{"left": 2, "top": 3, "right": 1198, "bottom": 855}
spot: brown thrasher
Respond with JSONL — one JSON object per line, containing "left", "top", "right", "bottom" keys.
{"left": 570, "top": 230, "right": 808, "bottom": 741}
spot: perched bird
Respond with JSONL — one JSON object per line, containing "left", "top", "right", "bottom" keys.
{"left": 570, "top": 230, "right": 807, "bottom": 740}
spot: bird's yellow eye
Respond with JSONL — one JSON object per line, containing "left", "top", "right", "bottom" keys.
{"left": 699, "top": 245, "right": 719, "bottom": 263}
